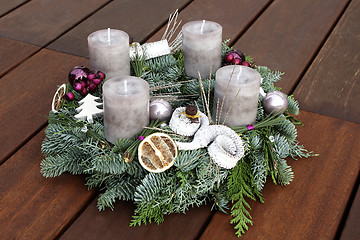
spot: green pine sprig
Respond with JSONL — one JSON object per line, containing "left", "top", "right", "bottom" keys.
{"left": 228, "top": 159, "right": 258, "bottom": 237}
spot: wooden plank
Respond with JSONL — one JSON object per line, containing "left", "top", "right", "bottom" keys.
{"left": 233, "top": 0, "right": 349, "bottom": 94}
{"left": 200, "top": 111, "right": 360, "bottom": 239}
{"left": 0, "top": 131, "right": 95, "bottom": 240}
{"left": 47, "top": 0, "right": 191, "bottom": 58}
{"left": 0, "top": 49, "right": 89, "bottom": 164}
{"left": 0, "top": 0, "right": 28, "bottom": 16}
{"left": 60, "top": 198, "right": 212, "bottom": 240}
{"left": 147, "top": 0, "right": 271, "bottom": 44}
{"left": 0, "top": 0, "right": 110, "bottom": 46}
{"left": 294, "top": 0, "right": 360, "bottom": 123}
{"left": 0, "top": 37, "right": 40, "bottom": 77}
{"left": 340, "top": 184, "right": 360, "bottom": 240}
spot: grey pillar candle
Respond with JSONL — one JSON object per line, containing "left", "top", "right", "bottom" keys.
{"left": 103, "top": 76, "right": 149, "bottom": 142}
{"left": 182, "top": 20, "right": 222, "bottom": 79}
{"left": 213, "top": 65, "right": 261, "bottom": 126}
{"left": 88, "top": 29, "right": 130, "bottom": 79}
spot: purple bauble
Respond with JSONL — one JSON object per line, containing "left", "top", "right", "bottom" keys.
{"left": 149, "top": 99, "right": 173, "bottom": 122}
{"left": 68, "top": 66, "right": 90, "bottom": 85}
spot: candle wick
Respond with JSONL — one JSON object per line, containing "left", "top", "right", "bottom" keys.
{"left": 107, "top": 28, "right": 111, "bottom": 45}
{"left": 236, "top": 65, "right": 243, "bottom": 79}
{"left": 200, "top": 20, "right": 205, "bottom": 34}
{"left": 124, "top": 81, "right": 128, "bottom": 92}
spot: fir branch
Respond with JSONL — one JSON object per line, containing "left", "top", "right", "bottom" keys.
{"left": 174, "top": 148, "right": 206, "bottom": 172}
{"left": 231, "top": 113, "right": 290, "bottom": 134}
{"left": 89, "top": 152, "right": 126, "bottom": 175}
{"left": 41, "top": 152, "right": 84, "bottom": 177}
{"left": 131, "top": 45, "right": 147, "bottom": 77}
{"left": 211, "top": 185, "right": 230, "bottom": 213}
{"left": 42, "top": 124, "right": 82, "bottom": 156}
{"left": 276, "top": 158, "right": 294, "bottom": 186}
{"left": 250, "top": 151, "right": 267, "bottom": 191}
{"left": 222, "top": 39, "right": 233, "bottom": 58}
{"left": 97, "top": 176, "right": 140, "bottom": 211}
{"left": 131, "top": 172, "right": 175, "bottom": 225}
{"left": 113, "top": 138, "right": 133, "bottom": 153}
{"left": 85, "top": 171, "right": 111, "bottom": 189}
{"left": 273, "top": 134, "right": 290, "bottom": 159}
{"left": 274, "top": 118, "right": 298, "bottom": 142}
{"left": 131, "top": 201, "right": 168, "bottom": 226}
{"left": 289, "top": 140, "right": 318, "bottom": 159}
{"left": 134, "top": 172, "right": 168, "bottom": 203}
{"left": 286, "top": 95, "right": 300, "bottom": 115}
{"left": 257, "top": 66, "right": 284, "bottom": 92}
{"left": 227, "top": 159, "right": 258, "bottom": 237}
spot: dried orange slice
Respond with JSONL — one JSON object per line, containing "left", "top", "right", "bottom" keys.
{"left": 51, "top": 83, "right": 67, "bottom": 113}
{"left": 138, "top": 133, "right": 178, "bottom": 173}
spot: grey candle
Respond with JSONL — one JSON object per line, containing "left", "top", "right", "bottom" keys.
{"left": 213, "top": 65, "right": 261, "bottom": 126}
{"left": 182, "top": 20, "right": 222, "bottom": 79}
{"left": 88, "top": 29, "right": 130, "bottom": 79}
{"left": 103, "top": 76, "right": 149, "bottom": 142}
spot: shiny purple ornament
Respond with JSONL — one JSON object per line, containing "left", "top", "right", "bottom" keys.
{"left": 68, "top": 66, "right": 90, "bottom": 85}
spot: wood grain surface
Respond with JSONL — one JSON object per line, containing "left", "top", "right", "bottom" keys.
{"left": 0, "top": 131, "right": 95, "bottom": 240}
{"left": 0, "top": 0, "right": 359, "bottom": 239}
{"left": 233, "top": 0, "right": 349, "bottom": 94}
{"left": 0, "top": 49, "right": 88, "bottom": 164}
{"left": 0, "top": 0, "right": 110, "bottom": 46}
{"left": 294, "top": 0, "right": 360, "bottom": 124}
{"left": 0, "top": 0, "right": 28, "bottom": 16}
{"left": 340, "top": 184, "right": 360, "bottom": 240}
{"left": 60, "top": 199, "right": 212, "bottom": 240}
{"left": 147, "top": 0, "right": 271, "bottom": 44}
{"left": 47, "top": 0, "right": 191, "bottom": 57}
{"left": 200, "top": 110, "right": 360, "bottom": 239}
{"left": 0, "top": 37, "right": 39, "bottom": 77}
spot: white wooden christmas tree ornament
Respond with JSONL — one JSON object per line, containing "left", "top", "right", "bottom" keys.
{"left": 74, "top": 94, "right": 103, "bottom": 123}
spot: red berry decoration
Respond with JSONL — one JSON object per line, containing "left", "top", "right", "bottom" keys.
{"left": 224, "top": 50, "right": 246, "bottom": 65}
{"left": 68, "top": 67, "right": 103, "bottom": 97}
{"left": 225, "top": 54, "right": 234, "bottom": 63}
{"left": 68, "top": 66, "right": 90, "bottom": 85}
{"left": 232, "top": 58, "right": 241, "bottom": 65}
{"left": 88, "top": 73, "right": 96, "bottom": 81}
{"left": 88, "top": 83, "right": 97, "bottom": 93}
{"left": 63, "top": 92, "right": 75, "bottom": 101}
{"left": 97, "top": 71, "right": 105, "bottom": 80}
{"left": 80, "top": 88, "right": 88, "bottom": 96}
{"left": 93, "top": 78, "right": 102, "bottom": 85}
{"left": 241, "top": 61, "right": 251, "bottom": 67}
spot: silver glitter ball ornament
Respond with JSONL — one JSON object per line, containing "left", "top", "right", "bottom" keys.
{"left": 262, "top": 91, "right": 288, "bottom": 115}
{"left": 149, "top": 99, "right": 173, "bottom": 122}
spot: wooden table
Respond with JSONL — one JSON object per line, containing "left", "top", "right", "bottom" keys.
{"left": 1, "top": 0, "right": 359, "bottom": 239}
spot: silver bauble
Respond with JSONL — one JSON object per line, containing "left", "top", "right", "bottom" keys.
{"left": 149, "top": 99, "right": 173, "bottom": 122}
{"left": 262, "top": 91, "right": 288, "bottom": 115}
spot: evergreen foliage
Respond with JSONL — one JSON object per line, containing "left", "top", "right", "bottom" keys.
{"left": 227, "top": 158, "right": 260, "bottom": 237}
{"left": 40, "top": 41, "right": 315, "bottom": 238}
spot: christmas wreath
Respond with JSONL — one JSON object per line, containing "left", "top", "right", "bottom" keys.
{"left": 41, "top": 39, "right": 314, "bottom": 237}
